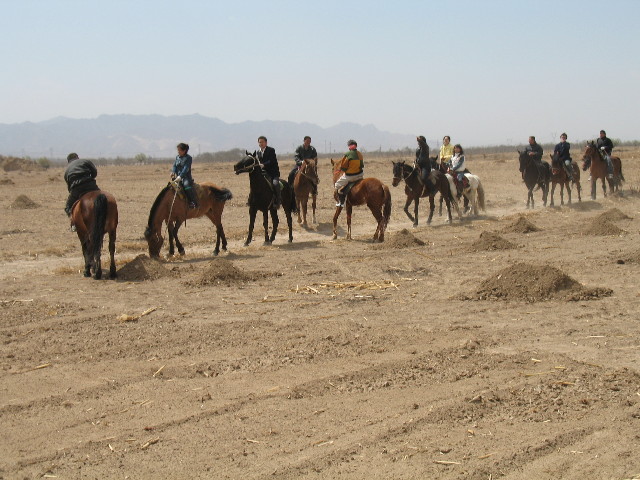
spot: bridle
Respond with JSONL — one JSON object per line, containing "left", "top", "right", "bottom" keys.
{"left": 235, "top": 154, "right": 261, "bottom": 174}
{"left": 393, "top": 162, "right": 416, "bottom": 184}
{"left": 300, "top": 159, "right": 318, "bottom": 183}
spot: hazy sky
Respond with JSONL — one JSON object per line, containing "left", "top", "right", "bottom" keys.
{"left": 2, "top": 0, "right": 639, "bottom": 146}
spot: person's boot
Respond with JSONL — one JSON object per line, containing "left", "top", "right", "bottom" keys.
{"left": 336, "top": 190, "right": 346, "bottom": 207}
{"left": 185, "top": 187, "right": 198, "bottom": 209}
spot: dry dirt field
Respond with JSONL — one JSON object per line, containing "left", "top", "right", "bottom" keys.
{"left": 1, "top": 150, "right": 640, "bottom": 480}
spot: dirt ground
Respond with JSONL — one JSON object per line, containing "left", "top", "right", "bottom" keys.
{"left": 1, "top": 149, "right": 639, "bottom": 480}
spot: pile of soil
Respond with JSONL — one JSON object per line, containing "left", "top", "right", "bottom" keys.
{"left": 374, "top": 229, "right": 425, "bottom": 249}
{"left": 0, "top": 156, "right": 41, "bottom": 172}
{"left": 501, "top": 216, "right": 540, "bottom": 233}
{"left": 619, "top": 249, "right": 640, "bottom": 264}
{"left": 0, "top": 178, "right": 14, "bottom": 185}
{"left": 186, "top": 258, "right": 259, "bottom": 286}
{"left": 597, "top": 208, "right": 632, "bottom": 221}
{"left": 471, "top": 231, "right": 517, "bottom": 251}
{"left": 473, "top": 263, "right": 612, "bottom": 302}
{"left": 583, "top": 216, "right": 626, "bottom": 236}
{"left": 116, "top": 255, "right": 173, "bottom": 281}
{"left": 10, "top": 195, "right": 39, "bottom": 209}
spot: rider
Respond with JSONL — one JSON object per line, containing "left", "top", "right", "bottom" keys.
{"left": 288, "top": 135, "right": 318, "bottom": 195}
{"left": 254, "top": 136, "right": 282, "bottom": 208}
{"left": 439, "top": 135, "right": 454, "bottom": 169}
{"left": 171, "top": 143, "right": 198, "bottom": 209}
{"left": 449, "top": 144, "right": 469, "bottom": 197}
{"left": 523, "top": 136, "right": 543, "bottom": 180}
{"left": 553, "top": 132, "right": 573, "bottom": 181}
{"left": 334, "top": 139, "right": 364, "bottom": 207}
{"left": 596, "top": 129, "right": 615, "bottom": 179}
{"left": 64, "top": 152, "right": 100, "bottom": 232}
{"left": 415, "top": 135, "right": 436, "bottom": 195}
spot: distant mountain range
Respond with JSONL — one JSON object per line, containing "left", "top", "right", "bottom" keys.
{"left": 0, "top": 114, "right": 418, "bottom": 159}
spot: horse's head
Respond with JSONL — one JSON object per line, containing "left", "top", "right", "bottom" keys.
{"left": 581, "top": 141, "right": 596, "bottom": 171}
{"left": 330, "top": 158, "right": 342, "bottom": 183}
{"left": 517, "top": 150, "right": 528, "bottom": 172}
{"left": 302, "top": 157, "right": 319, "bottom": 183}
{"left": 391, "top": 160, "right": 407, "bottom": 187}
{"left": 233, "top": 153, "right": 258, "bottom": 175}
{"left": 144, "top": 226, "right": 163, "bottom": 258}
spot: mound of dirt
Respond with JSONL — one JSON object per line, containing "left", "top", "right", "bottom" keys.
{"left": 0, "top": 178, "right": 14, "bottom": 185}
{"left": 597, "top": 208, "right": 632, "bottom": 221}
{"left": 471, "top": 231, "right": 517, "bottom": 251}
{"left": 186, "top": 258, "right": 260, "bottom": 286}
{"left": 0, "top": 156, "right": 41, "bottom": 172}
{"left": 583, "top": 216, "right": 626, "bottom": 236}
{"left": 473, "top": 263, "right": 612, "bottom": 302}
{"left": 117, "top": 255, "right": 173, "bottom": 281}
{"left": 373, "top": 229, "right": 425, "bottom": 249}
{"left": 619, "top": 249, "right": 640, "bottom": 264}
{"left": 501, "top": 216, "right": 540, "bottom": 234}
{"left": 10, "top": 195, "right": 39, "bottom": 209}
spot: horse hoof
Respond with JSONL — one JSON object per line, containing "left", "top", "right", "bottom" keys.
{"left": 288, "top": 238, "right": 293, "bottom": 243}
{"left": 213, "top": 250, "right": 219, "bottom": 256}
{"left": 243, "top": 242, "right": 250, "bottom": 247}
{"left": 83, "top": 271, "right": 91, "bottom": 278}
{"left": 263, "top": 241, "right": 272, "bottom": 246}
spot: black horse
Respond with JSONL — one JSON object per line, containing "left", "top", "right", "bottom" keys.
{"left": 233, "top": 153, "right": 294, "bottom": 246}
{"left": 392, "top": 160, "right": 460, "bottom": 225}
{"left": 518, "top": 150, "right": 550, "bottom": 209}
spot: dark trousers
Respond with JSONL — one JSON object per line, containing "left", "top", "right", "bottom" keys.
{"left": 64, "top": 181, "right": 99, "bottom": 216}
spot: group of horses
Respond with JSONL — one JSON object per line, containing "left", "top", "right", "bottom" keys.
{"left": 519, "top": 141, "right": 624, "bottom": 209}
{"left": 75, "top": 144, "right": 620, "bottom": 280}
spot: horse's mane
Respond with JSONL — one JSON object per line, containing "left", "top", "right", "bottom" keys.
{"left": 146, "top": 184, "right": 172, "bottom": 232}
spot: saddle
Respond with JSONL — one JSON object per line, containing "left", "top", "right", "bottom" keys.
{"left": 340, "top": 179, "right": 363, "bottom": 196}
{"left": 168, "top": 181, "right": 204, "bottom": 200}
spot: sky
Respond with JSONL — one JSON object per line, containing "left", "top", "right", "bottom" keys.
{"left": 2, "top": 0, "right": 639, "bottom": 147}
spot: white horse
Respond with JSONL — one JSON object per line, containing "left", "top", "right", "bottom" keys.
{"left": 445, "top": 173, "right": 486, "bottom": 217}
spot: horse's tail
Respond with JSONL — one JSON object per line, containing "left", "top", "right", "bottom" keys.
{"left": 476, "top": 178, "right": 486, "bottom": 211}
{"left": 382, "top": 184, "right": 392, "bottom": 225}
{"left": 91, "top": 193, "right": 108, "bottom": 260}
{"left": 208, "top": 186, "right": 233, "bottom": 202}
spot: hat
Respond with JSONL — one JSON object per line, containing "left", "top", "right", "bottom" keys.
{"left": 347, "top": 139, "right": 357, "bottom": 146}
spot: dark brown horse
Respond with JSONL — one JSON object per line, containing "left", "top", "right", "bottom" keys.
{"left": 518, "top": 150, "right": 550, "bottom": 208}
{"left": 392, "top": 160, "right": 460, "bottom": 226}
{"left": 549, "top": 153, "right": 581, "bottom": 206}
{"left": 71, "top": 190, "right": 118, "bottom": 279}
{"left": 331, "top": 159, "right": 391, "bottom": 242}
{"left": 581, "top": 141, "right": 624, "bottom": 200}
{"left": 145, "top": 182, "right": 232, "bottom": 257}
{"left": 293, "top": 157, "right": 319, "bottom": 226}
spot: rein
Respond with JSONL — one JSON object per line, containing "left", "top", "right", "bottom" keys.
{"left": 393, "top": 164, "right": 417, "bottom": 192}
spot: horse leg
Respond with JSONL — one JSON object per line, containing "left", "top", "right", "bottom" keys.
{"left": 332, "top": 206, "right": 342, "bottom": 240}
{"left": 93, "top": 244, "right": 102, "bottom": 280}
{"left": 205, "top": 211, "right": 223, "bottom": 256}
{"left": 269, "top": 208, "right": 280, "bottom": 244}
{"left": 591, "top": 178, "right": 597, "bottom": 200}
{"left": 527, "top": 189, "right": 533, "bottom": 209}
{"left": 602, "top": 178, "right": 607, "bottom": 198}
{"left": 311, "top": 192, "right": 317, "bottom": 224}
{"left": 413, "top": 197, "right": 420, "bottom": 227}
{"left": 427, "top": 195, "right": 435, "bottom": 224}
{"left": 403, "top": 196, "right": 416, "bottom": 226}
{"left": 550, "top": 182, "right": 556, "bottom": 207}
{"left": 108, "top": 229, "right": 117, "bottom": 279}
{"left": 81, "top": 240, "right": 91, "bottom": 277}
{"left": 367, "top": 202, "right": 384, "bottom": 242}
{"left": 565, "top": 181, "right": 571, "bottom": 205}
{"left": 244, "top": 207, "right": 257, "bottom": 246}
{"left": 438, "top": 195, "right": 443, "bottom": 217}
{"left": 167, "top": 222, "right": 176, "bottom": 256}
{"left": 173, "top": 220, "right": 185, "bottom": 255}
{"left": 346, "top": 204, "right": 353, "bottom": 240}
{"left": 263, "top": 209, "right": 272, "bottom": 245}
{"left": 470, "top": 190, "right": 478, "bottom": 216}
{"left": 300, "top": 195, "right": 308, "bottom": 227}
{"left": 296, "top": 193, "right": 303, "bottom": 224}
{"left": 542, "top": 183, "right": 548, "bottom": 207}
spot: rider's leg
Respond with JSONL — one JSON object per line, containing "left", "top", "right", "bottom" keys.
{"left": 564, "top": 160, "right": 574, "bottom": 181}
{"left": 272, "top": 178, "right": 282, "bottom": 207}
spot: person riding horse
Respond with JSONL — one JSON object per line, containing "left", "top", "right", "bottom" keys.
{"left": 596, "top": 129, "right": 615, "bottom": 179}
{"left": 448, "top": 144, "right": 469, "bottom": 197}
{"left": 334, "top": 139, "right": 364, "bottom": 207}
{"left": 439, "top": 135, "right": 454, "bottom": 168}
{"left": 253, "top": 136, "right": 282, "bottom": 208}
{"left": 64, "top": 152, "right": 100, "bottom": 232}
{"left": 288, "top": 136, "right": 318, "bottom": 196}
{"left": 522, "top": 136, "right": 543, "bottom": 179}
{"left": 171, "top": 143, "right": 198, "bottom": 209}
{"left": 553, "top": 133, "right": 573, "bottom": 181}
{"left": 415, "top": 135, "right": 436, "bottom": 195}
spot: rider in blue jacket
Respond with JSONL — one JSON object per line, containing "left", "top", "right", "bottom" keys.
{"left": 171, "top": 143, "right": 198, "bottom": 209}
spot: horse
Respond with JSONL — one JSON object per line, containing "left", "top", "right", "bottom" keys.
{"left": 293, "top": 157, "right": 319, "bottom": 226}
{"left": 391, "top": 160, "right": 460, "bottom": 226}
{"left": 436, "top": 157, "right": 470, "bottom": 216}
{"left": 549, "top": 153, "right": 581, "bottom": 206}
{"left": 331, "top": 159, "right": 391, "bottom": 241}
{"left": 444, "top": 172, "right": 485, "bottom": 217}
{"left": 144, "top": 182, "right": 232, "bottom": 258}
{"left": 518, "top": 150, "right": 550, "bottom": 208}
{"left": 581, "top": 141, "right": 624, "bottom": 200}
{"left": 71, "top": 190, "right": 118, "bottom": 279}
{"left": 233, "top": 153, "right": 295, "bottom": 246}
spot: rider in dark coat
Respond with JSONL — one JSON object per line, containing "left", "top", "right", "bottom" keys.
{"left": 415, "top": 136, "right": 436, "bottom": 195}
{"left": 171, "top": 143, "right": 198, "bottom": 209}
{"left": 553, "top": 133, "right": 573, "bottom": 181}
{"left": 288, "top": 136, "right": 318, "bottom": 195}
{"left": 596, "top": 130, "right": 615, "bottom": 178}
{"left": 253, "top": 136, "right": 282, "bottom": 207}
{"left": 64, "top": 153, "right": 100, "bottom": 230}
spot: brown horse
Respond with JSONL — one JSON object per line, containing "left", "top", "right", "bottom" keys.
{"left": 549, "top": 153, "right": 581, "bottom": 206}
{"left": 581, "top": 141, "right": 624, "bottom": 200}
{"left": 71, "top": 190, "right": 118, "bottom": 279}
{"left": 392, "top": 160, "right": 461, "bottom": 225}
{"left": 145, "top": 182, "right": 232, "bottom": 257}
{"left": 293, "top": 157, "right": 319, "bottom": 226}
{"left": 331, "top": 159, "right": 391, "bottom": 242}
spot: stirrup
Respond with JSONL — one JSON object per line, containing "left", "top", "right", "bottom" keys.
{"left": 70, "top": 224, "right": 76, "bottom": 232}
